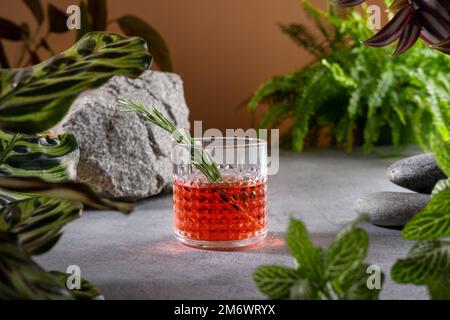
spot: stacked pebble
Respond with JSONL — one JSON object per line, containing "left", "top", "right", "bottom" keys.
{"left": 354, "top": 154, "right": 447, "bottom": 228}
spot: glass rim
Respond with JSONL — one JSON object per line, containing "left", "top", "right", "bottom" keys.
{"left": 174, "top": 136, "right": 267, "bottom": 148}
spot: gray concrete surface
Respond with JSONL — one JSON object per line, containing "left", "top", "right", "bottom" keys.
{"left": 36, "top": 149, "right": 428, "bottom": 300}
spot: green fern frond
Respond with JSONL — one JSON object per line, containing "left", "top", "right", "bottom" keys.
{"left": 248, "top": 73, "right": 299, "bottom": 110}
{"left": 418, "top": 71, "right": 450, "bottom": 141}
{"left": 322, "top": 59, "right": 357, "bottom": 88}
{"left": 248, "top": 0, "right": 450, "bottom": 153}
{"left": 279, "top": 23, "right": 327, "bottom": 58}
{"left": 259, "top": 102, "right": 292, "bottom": 129}
{"left": 299, "top": 0, "right": 332, "bottom": 42}
{"left": 367, "top": 69, "right": 395, "bottom": 118}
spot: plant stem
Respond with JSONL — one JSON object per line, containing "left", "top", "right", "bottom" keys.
{"left": 0, "top": 133, "right": 21, "bottom": 166}
{"left": 16, "top": 43, "right": 27, "bottom": 68}
{"left": 118, "top": 99, "right": 223, "bottom": 182}
{"left": 0, "top": 40, "right": 10, "bottom": 68}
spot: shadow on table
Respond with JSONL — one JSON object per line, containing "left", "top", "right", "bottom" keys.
{"left": 146, "top": 232, "right": 288, "bottom": 255}
{"left": 146, "top": 232, "right": 343, "bottom": 256}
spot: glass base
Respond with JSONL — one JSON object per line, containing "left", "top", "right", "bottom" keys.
{"left": 174, "top": 229, "right": 268, "bottom": 250}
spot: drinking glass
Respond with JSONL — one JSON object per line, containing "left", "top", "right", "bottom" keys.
{"left": 172, "top": 137, "right": 268, "bottom": 249}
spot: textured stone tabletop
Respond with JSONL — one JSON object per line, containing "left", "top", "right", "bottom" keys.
{"left": 37, "top": 149, "right": 428, "bottom": 300}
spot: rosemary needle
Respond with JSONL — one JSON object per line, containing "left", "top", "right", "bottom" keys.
{"left": 118, "top": 99, "right": 223, "bottom": 182}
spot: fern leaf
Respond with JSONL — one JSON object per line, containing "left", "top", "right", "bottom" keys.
{"left": 279, "top": 23, "right": 327, "bottom": 58}
{"left": 367, "top": 69, "right": 395, "bottom": 118}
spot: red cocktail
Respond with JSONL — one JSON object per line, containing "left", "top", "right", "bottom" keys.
{"left": 172, "top": 137, "right": 268, "bottom": 249}
{"left": 174, "top": 178, "right": 267, "bottom": 243}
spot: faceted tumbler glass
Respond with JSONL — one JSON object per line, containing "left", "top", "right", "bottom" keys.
{"left": 172, "top": 137, "right": 268, "bottom": 249}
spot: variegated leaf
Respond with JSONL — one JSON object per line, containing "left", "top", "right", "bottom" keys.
{"left": 332, "top": 263, "right": 384, "bottom": 300}
{"left": 0, "top": 32, "right": 151, "bottom": 134}
{"left": 0, "top": 176, "right": 133, "bottom": 214}
{"left": 0, "top": 197, "right": 82, "bottom": 255}
{"left": 428, "top": 268, "right": 450, "bottom": 300}
{"left": 0, "top": 231, "right": 72, "bottom": 300}
{"left": 391, "top": 240, "right": 450, "bottom": 285}
{"left": 0, "top": 131, "right": 78, "bottom": 182}
{"left": 253, "top": 265, "right": 302, "bottom": 299}
{"left": 325, "top": 223, "right": 368, "bottom": 279}
{"left": 402, "top": 186, "right": 450, "bottom": 240}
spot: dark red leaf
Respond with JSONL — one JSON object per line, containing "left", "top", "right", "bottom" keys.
{"left": 414, "top": 0, "right": 450, "bottom": 25}
{"left": 431, "top": 36, "right": 450, "bottom": 55}
{"left": 417, "top": 9, "right": 450, "bottom": 44}
{"left": 389, "top": 0, "right": 410, "bottom": 13}
{"left": 363, "top": 5, "right": 414, "bottom": 47}
{"left": 392, "top": 21, "right": 421, "bottom": 56}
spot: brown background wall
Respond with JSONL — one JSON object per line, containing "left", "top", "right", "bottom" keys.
{"left": 0, "top": 0, "right": 385, "bottom": 131}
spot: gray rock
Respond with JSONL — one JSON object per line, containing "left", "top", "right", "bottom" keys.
{"left": 387, "top": 153, "right": 447, "bottom": 194}
{"left": 354, "top": 192, "right": 430, "bottom": 227}
{"left": 56, "top": 71, "right": 190, "bottom": 200}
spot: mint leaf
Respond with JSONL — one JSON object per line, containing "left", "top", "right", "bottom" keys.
{"left": 333, "top": 263, "right": 384, "bottom": 300}
{"left": 325, "top": 224, "right": 369, "bottom": 279}
{"left": 286, "top": 218, "right": 323, "bottom": 280}
{"left": 253, "top": 265, "right": 302, "bottom": 299}
{"left": 391, "top": 240, "right": 450, "bottom": 285}
{"left": 289, "top": 278, "right": 320, "bottom": 300}
{"left": 428, "top": 269, "right": 450, "bottom": 300}
{"left": 430, "top": 133, "right": 450, "bottom": 176}
{"left": 402, "top": 187, "right": 450, "bottom": 240}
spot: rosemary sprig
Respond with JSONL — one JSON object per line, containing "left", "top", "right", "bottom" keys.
{"left": 118, "top": 100, "right": 265, "bottom": 227}
{"left": 117, "top": 99, "right": 223, "bottom": 182}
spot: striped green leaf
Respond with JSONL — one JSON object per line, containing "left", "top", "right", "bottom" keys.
{"left": 428, "top": 269, "right": 450, "bottom": 300}
{"left": 402, "top": 187, "right": 450, "bottom": 240}
{"left": 0, "top": 231, "right": 72, "bottom": 300}
{"left": 286, "top": 218, "right": 323, "bottom": 281}
{"left": 332, "top": 263, "right": 384, "bottom": 300}
{"left": 325, "top": 224, "right": 368, "bottom": 279}
{"left": 253, "top": 265, "right": 302, "bottom": 299}
{"left": 430, "top": 133, "right": 450, "bottom": 176}
{"left": 289, "top": 278, "right": 320, "bottom": 300}
{"left": 0, "top": 32, "right": 151, "bottom": 134}
{"left": 0, "top": 176, "right": 133, "bottom": 214}
{"left": 0, "top": 131, "right": 78, "bottom": 182}
{"left": 391, "top": 240, "right": 450, "bottom": 285}
{"left": 0, "top": 197, "right": 82, "bottom": 255}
